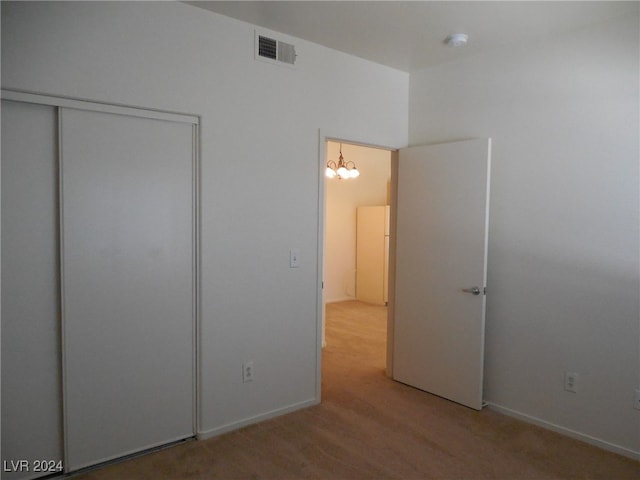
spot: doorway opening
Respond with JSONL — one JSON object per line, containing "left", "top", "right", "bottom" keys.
{"left": 324, "top": 141, "right": 391, "bottom": 305}
{"left": 322, "top": 140, "right": 393, "bottom": 376}
{"left": 318, "top": 137, "right": 492, "bottom": 411}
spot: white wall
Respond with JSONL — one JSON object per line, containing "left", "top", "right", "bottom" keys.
{"left": 409, "top": 13, "right": 639, "bottom": 456}
{"left": 324, "top": 141, "right": 391, "bottom": 302}
{"left": 1, "top": 1, "right": 408, "bottom": 438}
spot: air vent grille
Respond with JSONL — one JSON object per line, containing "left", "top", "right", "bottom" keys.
{"left": 258, "top": 36, "right": 277, "bottom": 60}
{"left": 256, "top": 32, "right": 297, "bottom": 66}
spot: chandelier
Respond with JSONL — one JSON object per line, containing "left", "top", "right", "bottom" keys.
{"left": 325, "top": 144, "right": 360, "bottom": 179}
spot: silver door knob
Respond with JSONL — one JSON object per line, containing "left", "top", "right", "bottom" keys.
{"left": 462, "top": 286, "right": 481, "bottom": 295}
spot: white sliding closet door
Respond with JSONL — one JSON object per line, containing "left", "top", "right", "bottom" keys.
{"left": 60, "top": 108, "right": 195, "bottom": 470}
{"left": 1, "top": 100, "right": 63, "bottom": 480}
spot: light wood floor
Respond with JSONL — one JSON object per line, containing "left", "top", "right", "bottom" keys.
{"left": 75, "top": 300, "right": 638, "bottom": 479}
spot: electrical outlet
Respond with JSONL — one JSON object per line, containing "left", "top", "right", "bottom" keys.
{"left": 564, "top": 371, "right": 579, "bottom": 393}
{"left": 634, "top": 389, "right": 640, "bottom": 411}
{"left": 243, "top": 362, "right": 254, "bottom": 383}
{"left": 290, "top": 248, "right": 300, "bottom": 268}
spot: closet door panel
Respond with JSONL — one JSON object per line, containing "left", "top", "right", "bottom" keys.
{"left": 60, "top": 108, "right": 194, "bottom": 471}
{"left": 1, "top": 100, "right": 63, "bottom": 480}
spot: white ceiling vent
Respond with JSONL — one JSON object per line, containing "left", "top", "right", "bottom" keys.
{"left": 255, "top": 31, "right": 297, "bottom": 67}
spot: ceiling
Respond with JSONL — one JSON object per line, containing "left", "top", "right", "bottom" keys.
{"left": 186, "top": 1, "right": 636, "bottom": 72}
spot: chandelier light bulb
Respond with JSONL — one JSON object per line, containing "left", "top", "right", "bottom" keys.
{"left": 325, "top": 144, "right": 360, "bottom": 180}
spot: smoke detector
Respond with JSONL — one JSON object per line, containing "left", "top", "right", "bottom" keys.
{"left": 445, "top": 33, "right": 468, "bottom": 47}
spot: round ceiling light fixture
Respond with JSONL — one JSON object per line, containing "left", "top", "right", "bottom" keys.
{"left": 445, "top": 33, "right": 468, "bottom": 47}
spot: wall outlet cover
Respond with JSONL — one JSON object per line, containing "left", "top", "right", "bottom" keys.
{"left": 290, "top": 248, "right": 300, "bottom": 268}
{"left": 243, "top": 362, "right": 254, "bottom": 383}
{"left": 564, "top": 371, "right": 579, "bottom": 393}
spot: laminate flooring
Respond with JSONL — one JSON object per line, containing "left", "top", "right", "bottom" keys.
{"left": 75, "top": 300, "right": 639, "bottom": 479}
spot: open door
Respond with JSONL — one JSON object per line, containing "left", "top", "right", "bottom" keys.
{"left": 393, "top": 139, "right": 491, "bottom": 410}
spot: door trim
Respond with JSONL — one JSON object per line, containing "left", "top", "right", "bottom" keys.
{"left": 387, "top": 150, "right": 399, "bottom": 378}
{"left": 1, "top": 89, "right": 199, "bottom": 125}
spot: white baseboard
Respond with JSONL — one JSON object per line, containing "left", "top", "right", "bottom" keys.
{"left": 324, "top": 296, "right": 355, "bottom": 304}
{"left": 486, "top": 402, "right": 640, "bottom": 461}
{"left": 196, "top": 397, "right": 319, "bottom": 440}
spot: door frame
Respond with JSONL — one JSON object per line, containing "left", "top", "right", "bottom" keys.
{"left": 315, "top": 129, "right": 403, "bottom": 400}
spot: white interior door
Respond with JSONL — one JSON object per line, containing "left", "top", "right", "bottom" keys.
{"left": 1, "top": 100, "right": 63, "bottom": 480}
{"left": 61, "top": 108, "right": 196, "bottom": 470}
{"left": 393, "top": 139, "right": 491, "bottom": 410}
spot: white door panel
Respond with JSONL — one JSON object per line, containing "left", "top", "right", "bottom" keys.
{"left": 393, "top": 139, "right": 491, "bottom": 410}
{"left": 61, "top": 108, "right": 195, "bottom": 470}
{"left": 1, "top": 100, "right": 63, "bottom": 480}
